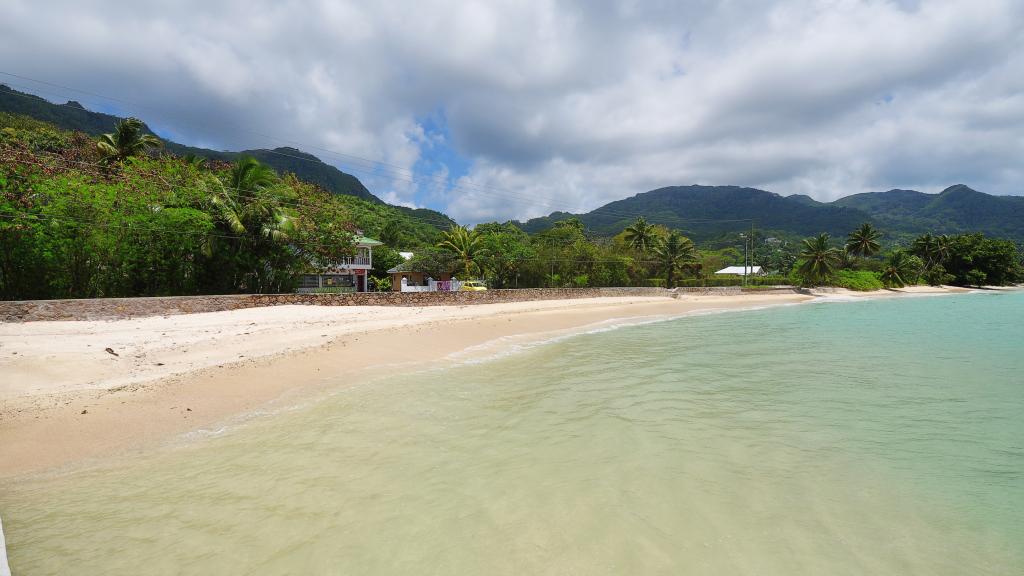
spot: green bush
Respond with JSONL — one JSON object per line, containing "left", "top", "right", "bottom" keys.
{"left": 831, "top": 270, "right": 884, "bottom": 291}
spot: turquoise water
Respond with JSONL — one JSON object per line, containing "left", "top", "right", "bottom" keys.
{"left": 2, "top": 292, "right": 1023, "bottom": 574}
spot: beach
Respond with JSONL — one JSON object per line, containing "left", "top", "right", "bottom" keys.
{"left": 0, "top": 286, "right": 971, "bottom": 478}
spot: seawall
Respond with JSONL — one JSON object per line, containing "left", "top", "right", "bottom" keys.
{"left": 0, "top": 286, "right": 798, "bottom": 322}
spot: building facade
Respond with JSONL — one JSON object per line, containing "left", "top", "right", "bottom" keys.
{"left": 297, "top": 236, "right": 382, "bottom": 293}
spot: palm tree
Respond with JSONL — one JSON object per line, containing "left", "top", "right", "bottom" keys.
{"left": 97, "top": 117, "right": 162, "bottom": 163}
{"left": 933, "top": 234, "right": 952, "bottom": 266}
{"left": 911, "top": 233, "right": 952, "bottom": 271}
{"left": 796, "top": 233, "right": 842, "bottom": 286}
{"left": 210, "top": 157, "right": 294, "bottom": 241}
{"left": 623, "top": 217, "right": 658, "bottom": 254}
{"left": 653, "top": 231, "right": 699, "bottom": 288}
{"left": 911, "top": 234, "right": 936, "bottom": 266}
{"left": 845, "top": 223, "right": 881, "bottom": 259}
{"left": 203, "top": 158, "right": 297, "bottom": 292}
{"left": 226, "top": 155, "right": 279, "bottom": 193}
{"left": 438, "top": 225, "right": 484, "bottom": 277}
{"left": 880, "top": 250, "right": 920, "bottom": 288}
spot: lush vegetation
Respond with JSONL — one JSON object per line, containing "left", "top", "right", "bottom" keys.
{"left": 830, "top": 270, "right": 884, "bottom": 292}
{"left": 0, "top": 114, "right": 443, "bottom": 299}
{"left": 785, "top": 222, "right": 1022, "bottom": 289}
{"left": 1, "top": 109, "right": 1020, "bottom": 300}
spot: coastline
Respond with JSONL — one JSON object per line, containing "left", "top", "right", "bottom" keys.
{"left": 0, "top": 286, "right": 980, "bottom": 478}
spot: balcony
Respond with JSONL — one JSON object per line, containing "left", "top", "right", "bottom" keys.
{"left": 338, "top": 255, "right": 371, "bottom": 266}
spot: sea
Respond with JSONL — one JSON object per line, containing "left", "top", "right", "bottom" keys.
{"left": 1, "top": 291, "right": 1022, "bottom": 574}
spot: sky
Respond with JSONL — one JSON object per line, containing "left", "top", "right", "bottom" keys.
{"left": 1, "top": 0, "right": 1022, "bottom": 223}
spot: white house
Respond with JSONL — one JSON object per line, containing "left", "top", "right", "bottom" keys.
{"left": 297, "top": 236, "right": 382, "bottom": 293}
{"left": 715, "top": 265, "right": 764, "bottom": 276}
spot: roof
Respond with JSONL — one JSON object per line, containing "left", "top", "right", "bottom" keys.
{"left": 398, "top": 251, "right": 414, "bottom": 260}
{"left": 715, "top": 266, "right": 763, "bottom": 275}
{"left": 355, "top": 236, "right": 383, "bottom": 246}
{"left": 387, "top": 262, "right": 413, "bottom": 274}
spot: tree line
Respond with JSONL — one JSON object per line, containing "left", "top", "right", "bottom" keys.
{"left": 791, "top": 224, "right": 1021, "bottom": 288}
{"left": 2, "top": 113, "right": 1020, "bottom": 300}
{"left": 1, "top": 115, "right": 358, "bottom": 299}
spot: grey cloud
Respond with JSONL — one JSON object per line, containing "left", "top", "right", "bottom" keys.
{"left": 1, "top": 0, "right": 1022, "bottom": 224}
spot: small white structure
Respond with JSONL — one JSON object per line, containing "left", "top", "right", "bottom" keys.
{"left": 715, "top": 265, "right": 764, "bottom": 276}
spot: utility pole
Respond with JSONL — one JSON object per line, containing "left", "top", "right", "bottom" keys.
{"left": 750, "top": 219, "right": 756, "bottom": 282}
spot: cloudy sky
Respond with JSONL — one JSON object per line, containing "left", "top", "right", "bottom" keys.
{"left": 2, "top": 0, "right": 1022, "bottom": 222}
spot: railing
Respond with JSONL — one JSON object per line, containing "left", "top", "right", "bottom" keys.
{"left": 337, "top": 255, "right": 371, "bottom": 266}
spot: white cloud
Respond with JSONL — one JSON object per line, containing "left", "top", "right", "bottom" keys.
{"left": 1, "top": 0, "right": 1022, "bottom": 223}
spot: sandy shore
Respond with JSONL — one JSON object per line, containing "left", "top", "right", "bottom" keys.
{"left": 0, "top": 286, "right": 979, "bottom": 477}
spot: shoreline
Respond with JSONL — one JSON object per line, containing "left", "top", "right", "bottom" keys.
{"left": 0, "top": 286, "right": 985, "bottom": 478}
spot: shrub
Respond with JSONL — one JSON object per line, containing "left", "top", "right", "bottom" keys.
{"left": 831, "top": 270, "right": 884, "bottom": 291}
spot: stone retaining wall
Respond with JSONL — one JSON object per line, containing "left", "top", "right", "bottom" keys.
{"left": 0, "top": 286, "right": 798, "bottom": 322}
{"left": 0, "top": 288, "right": 661, "bottom": 322}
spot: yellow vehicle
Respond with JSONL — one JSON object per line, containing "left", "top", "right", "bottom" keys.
{"left": 459, "top": 280, "right": 487, "bottom": 291}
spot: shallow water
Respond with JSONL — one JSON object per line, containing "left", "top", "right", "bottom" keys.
{"left": 2, "top": 292, "right": 1023, "bottom": 574}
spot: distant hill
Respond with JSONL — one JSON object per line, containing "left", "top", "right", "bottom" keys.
{"left": 517, "top": 185, "right": 872, "bottom": 241}
{"left": 0, "top": 84, "right": 380, "bottom": 205}
{"left": 833, "top": 185, "right": 1024, "bottom": 240}
{"left": 517, "top": 184, "right": 1024, "bottom": 242}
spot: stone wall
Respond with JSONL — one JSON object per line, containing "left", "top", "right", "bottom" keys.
{"left": 0, "top": 287, "right": 663, "bottom": 322}
{"left": 0, "top": 286, "right": 799, "bottom": 322}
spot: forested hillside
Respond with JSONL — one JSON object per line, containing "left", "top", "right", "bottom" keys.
{"left": 0, "top": 84, "right": 409, "bottom": 207}
{"left": 518, "top": 184, "right": 1024, "bottom": 242}
{"left": 0, "top": 113, "right": 444, "bottom": 299}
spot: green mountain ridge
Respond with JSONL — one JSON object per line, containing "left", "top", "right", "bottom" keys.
{"left": 518, "top": 184, "right": 1024, "bottom": 242}
{"left": 6, "top": 84, "right": 1022, "bottom": 243}
{"left": 0, "top": 84, "right": 458, "bottom": 225}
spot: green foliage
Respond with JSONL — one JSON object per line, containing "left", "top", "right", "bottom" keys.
{"left": 517, "top": 183, "right": 1024, "bottom": 244}
{"left": 845, "top": 223, "right": 881, "bottom": 258}
{"left": 942, "top": 233, "right": 1021, "bottom": 286}
{"left": 831, "top": 270, "right": 884, "bottom": 291}
{"left": 879, "top": 251, "right": 923, "bottom": 288}
{"left": 652, "top": 230, "right": 699, "bottom": 288}
{"left": 921, "top": 264, "right": 955, "bottom": 286}
{"left": 0, "top": 119, "right": 364, "bottom": 298}
{"left": 909, "top": 232, "right": 1020, "bottom": 286}
{"left": 795, "top": 233, "right": 843, "bottom": 286}
{"left": 97, "top": 117, "right": 162, "bottom": 164}
{"left": 406, "top": 247, "right": 461, "bottom": 277}
{"left": 476, "top": 223, "right": 535, "bottom": 288}
{"left": 369, "top": 275, "right": 392, "bottom": 292}
{"left": 369, "top": 245, "right": 405, "bottom": 277}
{"left": 0, "top": 85, "right": 458, "bottom": 238}
{"left": 330, "top": 195, "right": 444, "bottom": 249}
{"left": 623, "top": 216, "right": 659, "bottom": 254}
{"left": 437, "top": 225, "right": 485, "bottom": 277}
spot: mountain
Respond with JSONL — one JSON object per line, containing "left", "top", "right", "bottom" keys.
{"left": 834, "top": 185, "right": 1024, "bottom": 239}
{"left": 518, "top": 184, "right": 1024, "bottom": 242}
{"left": 518, "top": 185, "right": 872, "bottom": 241}
{"left": 0, "top": 84, "right": 380, "bottom": 204}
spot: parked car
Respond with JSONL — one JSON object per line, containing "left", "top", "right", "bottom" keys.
{"left": 459, "top": 280, "right": 487, "bottom": 291}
